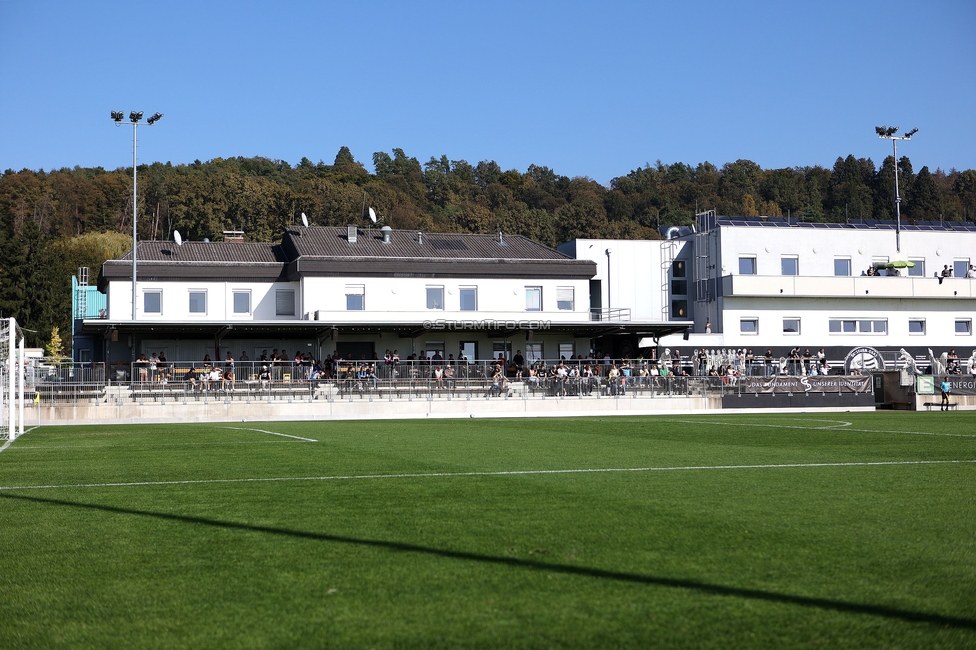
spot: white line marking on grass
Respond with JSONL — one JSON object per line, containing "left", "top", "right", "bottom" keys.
{"left": 10, "top": 441, "right": 293, "bottom": 451}
{"left": 2, "top": 459, "right": 974, "bottom": 492}
{"left": 220, "top": 427, "right": 317, "bottom": 442}
{"left": 663, "top": 419, "right": 976, "bottom": 438}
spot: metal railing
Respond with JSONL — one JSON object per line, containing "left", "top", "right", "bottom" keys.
{"left": 25, "top": 358, "right": 879, "bottom": 406}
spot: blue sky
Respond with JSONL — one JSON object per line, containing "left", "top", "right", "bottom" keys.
{"left": 1, "top": 0, "right": 973, "bottom": 184}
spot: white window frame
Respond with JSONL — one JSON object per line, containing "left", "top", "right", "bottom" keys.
{"left": 956, "top": 319, "right": 972, "bottom": 335}
{"left": 459, "top": 286, "right": 477, "bottom": 312}
{"left": 782, "top": 318, "right": 800, "bottom": 335}
{"left": 275, "top": 289, "right": 296, "bottom": 316}
{"left": 740, "top": 318, "right": 759, "bottom": 335}
{"left": 345, "top": 284, "right": 365, "bottom": 311}
{"left": 908, "top": 319, "right": 926, "bottom": 335}
{"left": 739, "top": 256, "right": 757, "bottom": 275}
{"left": 830, "top": 318, "right": 885, "bottom": 334}
{"left": 233, "top": 290, "right": 251, "bottom": 315}
{"left": 781, "top": 256, "right": 799, "bottom": 276}
{"left": 556, "top": 287, "right": 574, "bottom": 311}
{"left": 908, "top": 258, "right": 925, "bottom": 277}
{"left": 525, "top": 286, "right": 542, "bottom": 312}
{"left": 833, "top": 257, "right": 851, "bottom": 277}
{"left": 189, "top": 290, "right": 207, "bottom": 315}
{"left": 144, "top": 289, "right": 162, "bottom": 315}
{"left": 954, "top": 258, "right": 970, "bottom": 278}
{"left": 426, "top": 286, "right": 444, "bottom": 310}
{"left": 525, "top": 342, "right": 543, "bottom": 364}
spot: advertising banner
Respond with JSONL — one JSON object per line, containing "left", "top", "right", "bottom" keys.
{"left": 740, "top": 375, "right": 873, "bottom": 394}
{"left": 945, "top": 376, "right": 976, "bottom": 396}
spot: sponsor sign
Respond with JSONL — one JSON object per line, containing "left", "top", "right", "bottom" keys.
{"left": 916, "top": 376, "right": 934, "bottom": 395}
{"left": 740, "top": 375, "right": 873, "bottom": 394}
{"left": 945, "top": 376, "right": 976, "bottom": 395}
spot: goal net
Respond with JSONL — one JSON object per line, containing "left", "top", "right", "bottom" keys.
{"left": 0, "top": 317, "right": 26, "bottom": 441}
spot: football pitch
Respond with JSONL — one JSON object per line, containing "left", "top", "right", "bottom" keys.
{"left": 1, "top": 412, "right": 974, "bottom": 648}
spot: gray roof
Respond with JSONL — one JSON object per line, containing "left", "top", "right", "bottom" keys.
{"left": 99, "top": 228, "right": 596, "bottom": 286}
{"left": 119, "top": 241, "right": 287, "bottom": 263}
{"left": 282, "top": 227, "right": 571, "bottom": 261}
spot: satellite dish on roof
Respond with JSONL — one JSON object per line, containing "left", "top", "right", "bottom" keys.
{"left": 368, "top": 207, "right": 377, "bottom": 224}
{"left": 174, "top": 230, "right": 183, "bottom": 246}
{"left": 301, "top": 212, "right": 309, "bottom": 227}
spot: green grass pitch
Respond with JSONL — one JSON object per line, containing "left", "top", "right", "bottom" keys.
{"left": 1, "top": 412, "right": 974, "bottom": 648}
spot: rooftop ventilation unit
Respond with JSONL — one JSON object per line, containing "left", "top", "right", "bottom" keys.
{"left": 380, "top": 226, "right": 392, "bottom": 243}
{"left": 347, "top": 225, "right": 358, "bottom": 243}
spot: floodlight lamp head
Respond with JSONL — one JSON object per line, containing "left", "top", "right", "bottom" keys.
{"left": 147, "top": 112, "right": 163, "bottom": 125}
{"left": 905, "top": 127, "right": 918, "bottom": 138}
{"left": 111, "top": 111, "right": 124, "bottom": 122}
{"left": 129, "top": 111, "right": 143, "bottom": 122}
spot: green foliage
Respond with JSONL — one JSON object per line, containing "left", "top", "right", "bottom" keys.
{"left": 45, "top": 326, "right": 64, "bottom": 362}
{"left": 1, "top": 150, "right": 974, "bottom": 350}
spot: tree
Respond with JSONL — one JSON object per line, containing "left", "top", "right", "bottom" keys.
{"left": 45, "top": 326, "right": 65, "bottom": 364}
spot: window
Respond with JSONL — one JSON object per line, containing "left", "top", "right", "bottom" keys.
{"left": 426, "top": 286, "right": 444, "bottom": 310}
{"left": 908, "top": 259, "right": 925, "bottom": 277}
{"left": 740, "top": 319, "right": 758, "bottom": 334}
{"left": 858, "top": 320, "right": 886, "bottom": 334}
{"left": 954, "top": 259, "right": 970, "bottom": 278}
{"left": 834, "top": 258, "right": 851, "bottom": 277}
{"left": 556, "top": 287, "right": 574, "bottom": 310}
{"left": 345, "top": 285, "right": 364, "bottom": 311}
{"left": 671, "top": 279, "right": 688, "bottom": 295}
{"left": 558, "top": 342, "right": 575, "bottom": 359}
{"left": 144, "top": 290, "right": 161, "bottom": 314}
{"left": 783, "top": 318, "right": 800, "bottom": 334}
{"left": 78, "top": 348, "right": 92, "bottom": 363}
{"left": 672, "top": 260, "right": 686, "bottom": 278}
{"left": 909, "top": 320, "right": 925, "bottom": 334}
{"left": 829, "top": 319, "right": 857, "bottom": 333}
{"left": 830, "top": 318, "right": 884, "bottom": 334}
{"left": 525, "top": 342, "right": 543, "bottom": 363}
{"left": 739, "top": 257, "right": 757, "bottom": 275}
{"left": 671, "top": 300, "right": 688, "bottom": 319}
{"left": 525, "top": 286, "right": 542, "bottom": 311}
{"left": 189, "top": 291, "right": 207, "bottom": 314}
{"left": 956, "top": 319, "right": 972, "bottom": 335}
{"left": 781, "top": 256, "right": 799, "bottom": 276}
{"left": 493, "top": 340, "right": 512, "bottom": 360}
{"left": 276, "top": 289, "right": 295, "bottom": 316}
{"left": 460, "top": 287, "right": 477, "bottom": 311}
{"left": 233, "top": 291, "right": 250, "bottom": 314}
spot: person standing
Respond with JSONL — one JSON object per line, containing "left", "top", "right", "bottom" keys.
{"left": 940, "top": 377, "right": 951, "bottom": 411}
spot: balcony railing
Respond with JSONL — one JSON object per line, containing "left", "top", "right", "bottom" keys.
{"left": 722, "top": 274, "right": 974, "bottom": 299}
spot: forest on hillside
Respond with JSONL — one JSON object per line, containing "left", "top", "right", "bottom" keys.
{"left": 2, "top": 145, "right": 975, "bottom": 349}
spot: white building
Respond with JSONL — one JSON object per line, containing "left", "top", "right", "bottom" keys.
{"left": 563, "top": 214, "right": 976, "bottom": 371}
{"left": 82, "top": 226, "right": 688, "bottom": 365}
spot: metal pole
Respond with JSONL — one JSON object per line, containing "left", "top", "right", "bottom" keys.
{"left": 7, "top": 318, "right": 14, "bottom": 438}
{"left": 18, "top": 332, "right": 24, "bottom": 436}
{"left": 132, "top": 121, "right": 138, "bottom": 322}
{"left": 892, "top": 138, "right": 901, "bottom": 253}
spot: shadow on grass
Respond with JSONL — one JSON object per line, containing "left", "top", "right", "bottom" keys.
{"left": 3, "top": 492, "right": 974, "bottom": 631}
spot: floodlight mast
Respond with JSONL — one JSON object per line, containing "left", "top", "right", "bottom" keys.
{"left": 111, "top": 110, "right": 163, "bottom": 322}
{"left": 875, "top": 126, "right": 918, "bottom": 253}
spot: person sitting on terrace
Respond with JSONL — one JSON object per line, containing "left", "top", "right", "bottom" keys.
{"left": 259, "top": 365, "right": 271, "bottom": 389}
{"left": 208, "top": 367, "right": 221, "bottom": 390}
{"left": 222, "top": 368, "right": 235, "bottom": 392}
{"left": 184, "top": 367, "right": 200, "bottom": 392}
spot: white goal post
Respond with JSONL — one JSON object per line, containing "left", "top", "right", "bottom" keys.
{"left": 0, "top": 317, "right": 26, "bottom": 441}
